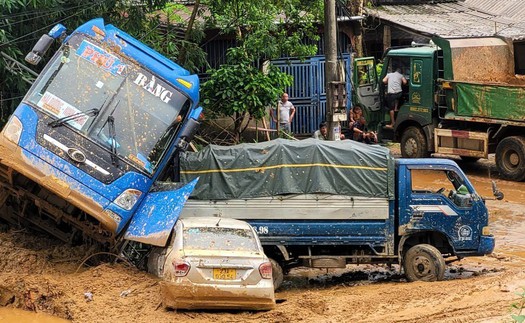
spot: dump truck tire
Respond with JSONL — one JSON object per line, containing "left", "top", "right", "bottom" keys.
{"left": 400, "top": 126, "right": 429, "bottom": 158}
{"left": 403, "top": 244, "right": 445, "bottom": 282}
{"left": 496, "top": 136, "right": 525, "bottom": 181}
{"left": 270, "top": 258, "right": 284, "bottom": 290}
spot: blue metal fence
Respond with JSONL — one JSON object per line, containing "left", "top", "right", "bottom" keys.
{"left": 271, "top": 54, "right": 352, "bottom": 135}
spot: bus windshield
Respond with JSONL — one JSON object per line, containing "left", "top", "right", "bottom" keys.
{"left": 25, "top": 34, "right": 191, "bottom": 174}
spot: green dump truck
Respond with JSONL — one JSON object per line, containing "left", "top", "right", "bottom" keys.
{"left": 353, "top": 37, "right": 525, "bottom": 181}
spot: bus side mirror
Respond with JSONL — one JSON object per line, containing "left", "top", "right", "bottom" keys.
{"left": 176, "top": 118, "right": 200, "bottom": 151}
{"left": 25, "top": 34, "right": 54, "bottom": 65}
{"left": 25, "top": 24, "right": 66, "bottom": 65}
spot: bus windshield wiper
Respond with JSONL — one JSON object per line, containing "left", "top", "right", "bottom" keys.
{"left": 48, "top": 108, "right": 100, "bottom": 128}
{"left": 107, "top": 115, "right": 119, "bottom": 166}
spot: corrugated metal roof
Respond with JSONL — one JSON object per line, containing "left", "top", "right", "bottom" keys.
{"left": 366, "top": 1, "right": 525, "bottom": 40}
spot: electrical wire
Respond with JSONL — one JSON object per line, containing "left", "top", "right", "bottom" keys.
{"left": 0, "top": 3, "right": 94, "bottom": 29}
{"left": 0, "top": 95, "right": 24, "bottom": 102}
{"left": 0, "top": 6, "right": 91, "bottom": 48}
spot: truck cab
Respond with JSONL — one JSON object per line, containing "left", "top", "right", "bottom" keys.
{"left": 353, "top": 46, "right": 438, "bottom": 159}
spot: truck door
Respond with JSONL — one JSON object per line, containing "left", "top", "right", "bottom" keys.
{"left": 353, "top": 58, "right": 380, "bottom": 112}
{"left": 399, "top": 166, "right": 482, "bottom": 251}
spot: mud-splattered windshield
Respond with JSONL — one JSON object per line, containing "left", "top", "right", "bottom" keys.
{"left": 183, "top": 227, "right": 260, "bottom": 252}
{"left": 25, "top": 34, "right": 191, "bottom": 174}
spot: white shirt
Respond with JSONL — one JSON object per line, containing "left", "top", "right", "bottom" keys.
{"left": 278, "top": 100, "right": 294, "bottom": 123}
{"left": 386, "top": 71, "right": 405, "bottom": 94}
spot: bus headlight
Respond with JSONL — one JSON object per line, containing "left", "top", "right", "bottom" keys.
{"left": 482, "top": 226, "right": 491, "bottom": 236}
{"left": 114, "top": 189, "right": 142, "bottom": 210}
{"left": 2, "top": 115, "right": 23, "bottom": 144}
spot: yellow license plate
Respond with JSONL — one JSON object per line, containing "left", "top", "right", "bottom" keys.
{"left": 213, "top": 268, "right": 236, "bottom": 280}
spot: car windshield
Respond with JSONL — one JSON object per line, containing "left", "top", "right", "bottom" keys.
{"left": 25, "top": 34, "right": 191, "bottom": 174}
{"left": 183, "top": 227, "right": 259, "bottom": 252}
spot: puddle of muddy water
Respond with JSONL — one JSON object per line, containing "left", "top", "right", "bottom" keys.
{"left": 0, "top": 307, "right": 68, "bottom": 323}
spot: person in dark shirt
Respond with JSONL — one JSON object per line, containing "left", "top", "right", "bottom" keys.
{"left": 350, "top": 106, "right": 377, "bottom": 144}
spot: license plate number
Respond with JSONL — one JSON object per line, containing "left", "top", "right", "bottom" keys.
{"left": 213, "top": 268, "right": 236, "bottom": 280}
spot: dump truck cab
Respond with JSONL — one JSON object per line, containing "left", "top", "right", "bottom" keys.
{"left": 354, "top": 45, "right": 438, "bottom": 158}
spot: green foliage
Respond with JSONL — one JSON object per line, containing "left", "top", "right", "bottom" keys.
{"left": 511, "top": 288, "right": 525, "bottom": 323}
{"left": 201, "top": 0, "right": 322, "bottom": 141}
{"left": 202, "top": 48, "right": 293, "bottom": 142}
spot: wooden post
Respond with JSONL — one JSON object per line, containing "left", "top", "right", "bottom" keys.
{"left": 383, "top": 25, "right": 391, "bottom": 53}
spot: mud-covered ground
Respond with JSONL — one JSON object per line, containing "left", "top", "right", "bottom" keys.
{"left": 1, "top": 153, "right": 525, "bottom": 322}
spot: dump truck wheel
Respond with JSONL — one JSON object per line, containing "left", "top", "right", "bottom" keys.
{"left": 270, "top": 258, "right": 284, "bottom": 290}
{"left": 400, "top": 126, "right": 429, "bottom": 158}
{"left": 496, "top": 136, "right": 525, "bottom": 181}
{"left": 403, "top": 244, "right": 445, "bottom": 282}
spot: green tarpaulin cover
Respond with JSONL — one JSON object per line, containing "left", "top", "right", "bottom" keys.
{"left": 456, "top": 82, "right": 525, "bottom": 121}
{"left": 180, "top": 138, "right": 395, "bottom": 200}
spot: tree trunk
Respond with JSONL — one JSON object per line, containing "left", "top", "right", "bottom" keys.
{"left": 179, "top": 0, "right": 201, "bottom": 64}
{"left": 354, "top": 0, "right": 365, "bottom": 57}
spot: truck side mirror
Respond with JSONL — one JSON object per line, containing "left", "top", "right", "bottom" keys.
{"left": 491, "top": 180, "right": 504, "bottom": 200}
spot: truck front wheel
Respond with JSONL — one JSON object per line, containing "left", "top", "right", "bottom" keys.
{"left": 400, "top": 126, "right": 429, "bottom": 158}
{"left": 403, "top": 244, "right": 445, "bottom": 282}
{"left": 496, "top": 136, "right": 525, "bottom": 181}
{"left": 269, "top": 258, "right": 284, "bottom": 290}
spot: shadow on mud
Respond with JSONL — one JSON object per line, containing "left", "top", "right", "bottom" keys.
{"left": 277, "top": 263, "right": 504, "bottom": 292}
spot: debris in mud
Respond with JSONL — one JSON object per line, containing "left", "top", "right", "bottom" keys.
{"left": 84, "top": 292, "right": 93, "bottom": 302}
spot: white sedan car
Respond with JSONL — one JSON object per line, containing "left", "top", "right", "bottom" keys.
{"left": 148, "top": 217, "right": 275, "bottom": 310}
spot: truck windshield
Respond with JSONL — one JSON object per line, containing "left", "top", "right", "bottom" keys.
{"left": 24, "top": 34, "right": 191, "bottom": 174}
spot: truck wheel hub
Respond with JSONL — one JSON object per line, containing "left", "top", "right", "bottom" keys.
{"left": 405, "top": 140, "right": 417, "bottom": 154}
{"left": 413, "top": 256, "right": 430, "bottom": 275}
{"left": 509, "top": 152, "right": 519, "bottom": 166}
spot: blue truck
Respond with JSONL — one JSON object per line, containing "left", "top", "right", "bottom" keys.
{"left": 0, "top": 19, "right": 201, "bottom": 256}
{"left": 178, "top": 139, "right": 498, "bottom": 288}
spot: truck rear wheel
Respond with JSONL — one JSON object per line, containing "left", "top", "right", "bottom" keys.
{"left": 403, "top": 244, "right": 445, "bottom": 282}
{"left": 400, "top": 126, "right": 429, "bottom": 158}
{"left": 496, "top": 136, "right": 525, "bottom": 181}
{"left": 270, "top": 258, "right": 284, "bottom": 290}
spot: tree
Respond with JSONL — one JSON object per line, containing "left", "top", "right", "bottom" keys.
{"left": 200, "top": 0, "right": 323, "bottom": 143}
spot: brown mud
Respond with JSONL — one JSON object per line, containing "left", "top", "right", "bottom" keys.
{"left": 1, "top": 154, "right": 525, "bottom": 322}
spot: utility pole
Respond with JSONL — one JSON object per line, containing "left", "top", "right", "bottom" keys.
{"left": 325, "top": 0, "right": 338, "bottom": 140}
{"left": 325, "top": 0, "right": 346, "bottom": 140}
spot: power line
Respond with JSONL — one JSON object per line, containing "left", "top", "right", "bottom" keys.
{"left": 0, "top": 6, "right": 91, "bottom": 48}
{"left": 0, "top": 3, "right": 93, "bottom": 29}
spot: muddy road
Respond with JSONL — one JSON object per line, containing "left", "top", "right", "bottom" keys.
{"left": 0, "top": 155, "right": 524, "bottom": 322}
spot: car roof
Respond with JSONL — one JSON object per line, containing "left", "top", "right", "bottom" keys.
{"left": 180, "top": 217, "right": 253, "bottom": 230}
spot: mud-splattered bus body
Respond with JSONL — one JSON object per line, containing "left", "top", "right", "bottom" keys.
{"left": 0, "top": 19, "right": 201, "bottom": 251}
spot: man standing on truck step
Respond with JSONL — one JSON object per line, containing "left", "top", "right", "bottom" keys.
{"left": 271, "top": 93, "right": 296, "bottom": 137}
{"left": 383, "top": 67, "right": 407, "bottom": 128}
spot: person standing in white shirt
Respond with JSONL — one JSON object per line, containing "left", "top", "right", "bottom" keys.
{"left": 383, "top": 67, "right": 407, "bottom": 128}
{"left": 271, "top": 93, "right": 296, "bottom": 137}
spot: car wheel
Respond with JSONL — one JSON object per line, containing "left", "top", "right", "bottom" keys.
{"left": 403, "top": 244, "right": 445, "bottom": 282}
{"left": 270, "top": 258, "right": 284, "bottom": 290}
{"left": 400, "top": 126, "right": 429, "bottom": 158}
{"left": 496, "top": 136, "right": 525, "bottom": 181}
